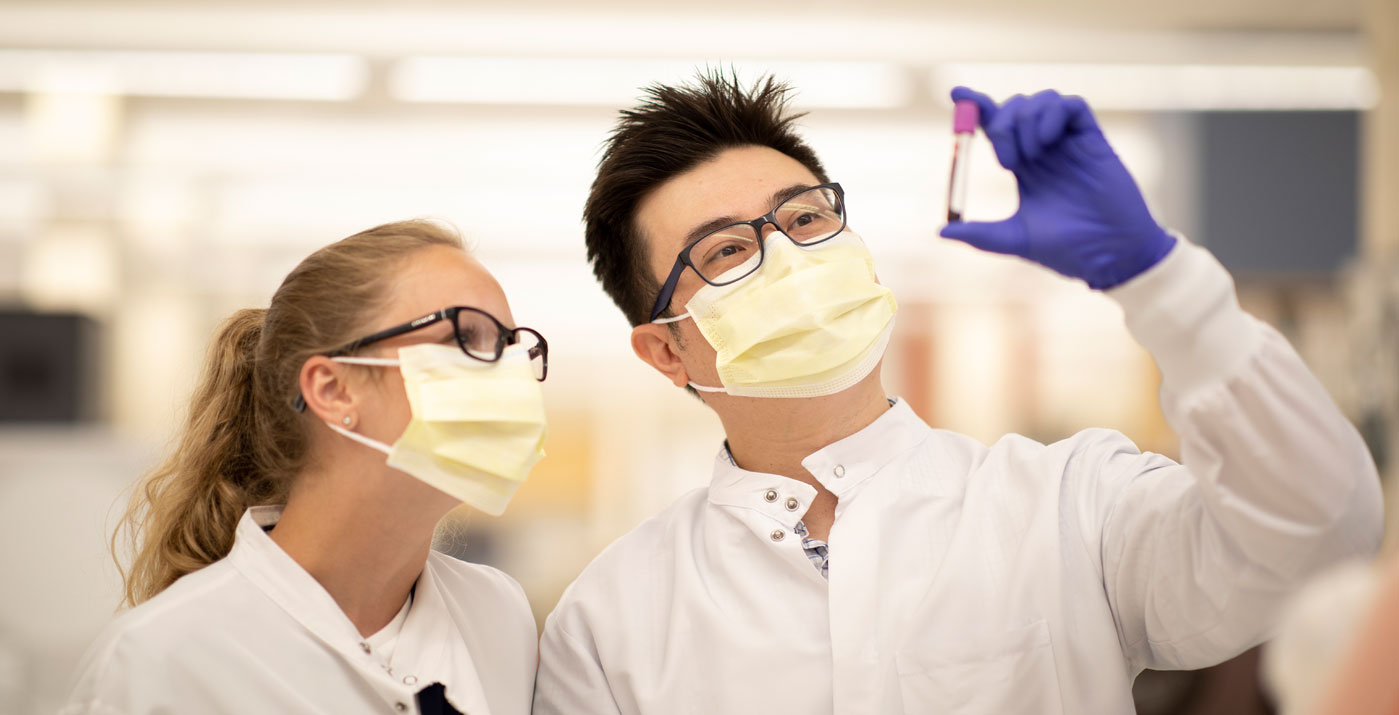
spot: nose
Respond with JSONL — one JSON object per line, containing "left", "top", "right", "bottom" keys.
{"left": 757, "top": 221, "right": 816, "bottom": 279}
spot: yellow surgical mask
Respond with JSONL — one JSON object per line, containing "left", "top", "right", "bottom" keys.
{"left": 655, "top": 230, "right": 897, "bottom": 398}
{"left": 326, "top": 342, "right": 547, "bottom": 516}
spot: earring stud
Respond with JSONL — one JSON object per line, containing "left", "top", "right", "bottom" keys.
{"left": 342, "top": 416, "right": 352, "bottom": 426}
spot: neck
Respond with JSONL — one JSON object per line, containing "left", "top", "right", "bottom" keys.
{"left": 713, "top": 370, "right": 890, "bottom": 484}
{"left": 269, "top": 461, "right": 455, "bottom": 637}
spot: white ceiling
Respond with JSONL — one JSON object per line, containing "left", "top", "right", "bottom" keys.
{"left": 0, "top": 1, "right": 1367, "bottom": 68}
{"left": 12, "top": 0, "right": 1365, "bottom": 32}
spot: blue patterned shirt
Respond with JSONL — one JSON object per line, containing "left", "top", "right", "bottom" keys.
{"left": 793, "top": 521, "right": 830, "bottom": 579}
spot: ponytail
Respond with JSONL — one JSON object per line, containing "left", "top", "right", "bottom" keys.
{"left": 115, "top": 308, "right": 279, "bottom": 606}
{"left": 113, "top": 220, "right": 464, "bottom": 606}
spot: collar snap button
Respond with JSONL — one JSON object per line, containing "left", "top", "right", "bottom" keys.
{"left": 833, "top": 464, "right": 846, "bottom": 478}
{"left": 770, "top": 529, "right": 786, "bottom": 542}
{"left": 763, "top": 489, "right": 779, "bottom": 502}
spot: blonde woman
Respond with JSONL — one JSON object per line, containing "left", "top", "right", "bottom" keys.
{"left": 62, "top": 221, "right": 548, "bottom": 715}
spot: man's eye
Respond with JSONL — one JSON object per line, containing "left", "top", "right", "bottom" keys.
{"left": 697, "top": 234, "right": 755, "bottom": 269}
{"left": 701, "top": 243, "right": 749, "bottom": 268}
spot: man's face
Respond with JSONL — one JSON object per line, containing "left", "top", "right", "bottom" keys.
{"left": 633, "top": 144, "right": 827, "bottom": 391}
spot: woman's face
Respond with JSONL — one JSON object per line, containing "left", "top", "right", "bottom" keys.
{"left": 350, "top": 244, "right": 517, "bottom": 453}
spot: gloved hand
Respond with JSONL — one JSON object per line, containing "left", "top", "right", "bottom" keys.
{"left": 939, "top": 86, "right": 1176, "bottom": 290}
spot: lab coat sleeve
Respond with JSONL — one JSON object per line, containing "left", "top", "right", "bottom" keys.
{"left": 534, "top": 604, "right": 624, "bottom": 715}
{"left": 1087, "top": 238, "right": 1384, "bottom": 672}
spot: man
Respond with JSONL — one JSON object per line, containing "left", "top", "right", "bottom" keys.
{"left": 534, "top": 72, "right": 1384, "bottom": 714}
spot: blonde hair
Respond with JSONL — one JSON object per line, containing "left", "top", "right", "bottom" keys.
{"left": 114, "top": 220, "right": 463, "bottom": 607}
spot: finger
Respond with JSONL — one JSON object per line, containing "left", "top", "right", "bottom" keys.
{"left": 1035, "top": 93, "right": 1072, "bottom": 148}
{"left": 1061, "top": 95, "right": 1100, "bottom": 135}
{"left": 950, "top": 86, "right": 998, "bottom": 129}
{"left": 984, "top": 94, "right": 1027, "bottom": 172}
{"left": 939, "top": 218, "right": 1029, "bottom": 257}
{"left": 1017, "top": 90, "right": 1062, "bottom": 162}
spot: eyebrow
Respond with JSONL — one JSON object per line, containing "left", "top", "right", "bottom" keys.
{"left": 680, "top": 183, "right": 816, "bottom": 246}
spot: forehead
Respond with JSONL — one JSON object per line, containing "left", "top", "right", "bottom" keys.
{"left": 635, "top": 145, "right": 824, "bottom": 260}
{"left": 370, "top": 244, "right": 513, "bottom": 332}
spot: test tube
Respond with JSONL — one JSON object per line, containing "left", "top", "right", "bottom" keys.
{"left": 946, "top": 99, "right": 979, "bottom": 223}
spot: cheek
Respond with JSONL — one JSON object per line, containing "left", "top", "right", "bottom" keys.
{"left": 381, "top": 373, "right": 412, "bottom": 425}
{"left": 670, "top": 276, "right": 707, "bottom": 313}
{"left": 360, "top": 370, "right": 413, "bottom": 439}
{"left": 674, "top": 321, "right": 720, "bottom": 372}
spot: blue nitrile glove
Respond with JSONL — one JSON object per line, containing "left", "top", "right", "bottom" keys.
{"left": 939, "top": 87, "right": 1176, "bottom": 290}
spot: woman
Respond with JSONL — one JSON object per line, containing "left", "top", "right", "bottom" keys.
{"left": 62, "top": 220, "right": 548, "bottom": 714}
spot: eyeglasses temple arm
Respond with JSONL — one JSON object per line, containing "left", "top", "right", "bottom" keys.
{"left": 649, "top": 259, "right": 688, "bottom": 323}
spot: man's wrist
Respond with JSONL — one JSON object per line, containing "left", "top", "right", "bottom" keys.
{"left": 1089, "top": 226, "right": 1178, "bottom": 291}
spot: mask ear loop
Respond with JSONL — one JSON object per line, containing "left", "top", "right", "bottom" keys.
{"left": 652, "top": 313, "right": 690, "bottom": 325}
{"left": 649, "top": 313, "right": 722, "bottom": 391}
{"left": 313, "top": 355, "right": 401, "bottom": 450}
{"left": 648, "top": 313, "right": 719, "bottom": 390}
{"left": 325, "top": 420, "right": 394, "bottom": 456}
{"left": 294, "top": 356, "right": 400, "bottom": 412}
{"left": 332, "top": 356, "right": 401, "bottom": 366}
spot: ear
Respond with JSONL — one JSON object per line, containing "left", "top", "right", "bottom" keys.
{"left": 631, "top": 323, "right": 691, "bottom": 388}
{"left": 299, "top": 356, "right": 357, "bottom": 425}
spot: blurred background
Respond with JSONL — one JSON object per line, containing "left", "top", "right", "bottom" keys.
{"left": 0, "top": 0, "right": 1396, "bottom": 712}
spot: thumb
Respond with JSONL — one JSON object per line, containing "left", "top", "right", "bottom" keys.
{"left": 939, "top": 218, "right": 1028, "bottom": 257}
{"left": 950, "top": 85, "right": 998, "bottom": 129}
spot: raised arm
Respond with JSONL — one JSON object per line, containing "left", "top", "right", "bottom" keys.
{"left": 943, "top": 87, "right": 1384, "bottom": 670}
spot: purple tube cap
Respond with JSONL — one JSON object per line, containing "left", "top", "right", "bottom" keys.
{"left": 953, "top": 99, "right": 979, "bottom": 134}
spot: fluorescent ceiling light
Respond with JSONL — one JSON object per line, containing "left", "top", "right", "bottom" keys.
{"left": 0, "top": 50, "right": 368, "bottom": 101}
{"left": 932, "top": 63, "right": 1378, "bottom": 111}
{"left": 390, "top": 57, "right": 911, "bottom": 109}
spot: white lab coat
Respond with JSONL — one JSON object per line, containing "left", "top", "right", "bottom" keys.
{"left": 534, "top": 241, "right": 1384, "bottom": 715}
{"left": 62, "top": 506, "right": 537, "bottom": 715}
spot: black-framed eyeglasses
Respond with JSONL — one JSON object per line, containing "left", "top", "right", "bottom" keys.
{"left": 292, "top": 306, "right": 548, "bottom": 412}
{"left": 648, "top": 182, "right": 847, "bottom": 323}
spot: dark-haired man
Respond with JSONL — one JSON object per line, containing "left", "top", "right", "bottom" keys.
{"left": 534, "top": 75, "right": 1383, "bottom": 714}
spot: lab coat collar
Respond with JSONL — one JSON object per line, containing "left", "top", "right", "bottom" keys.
{"left": 708, "top": 398, "right": 932, "bottom": 518}
{"left": 708, "top": 451, "right": 821, "bottom": 531}
{"left": 396, "top": 553, "right": 492, "bottom": 715}
{"left": 229, "top": 506, "right": 366, "bottom": 653}
{"left": 802, "top": 398, "right": 930, "bottom": 498}
{"left": 228, "top": 507, "right": 488, "bottom": 714}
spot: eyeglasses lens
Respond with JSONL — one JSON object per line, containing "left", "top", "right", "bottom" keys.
{"left": 454, "top": 309, "right": 504, "bottom": 360}
{"left": 515, "top": 330, "right": 547, "bottom": 381}
{"left": 689, "top": 186, "right": 845, "bottom": 285}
